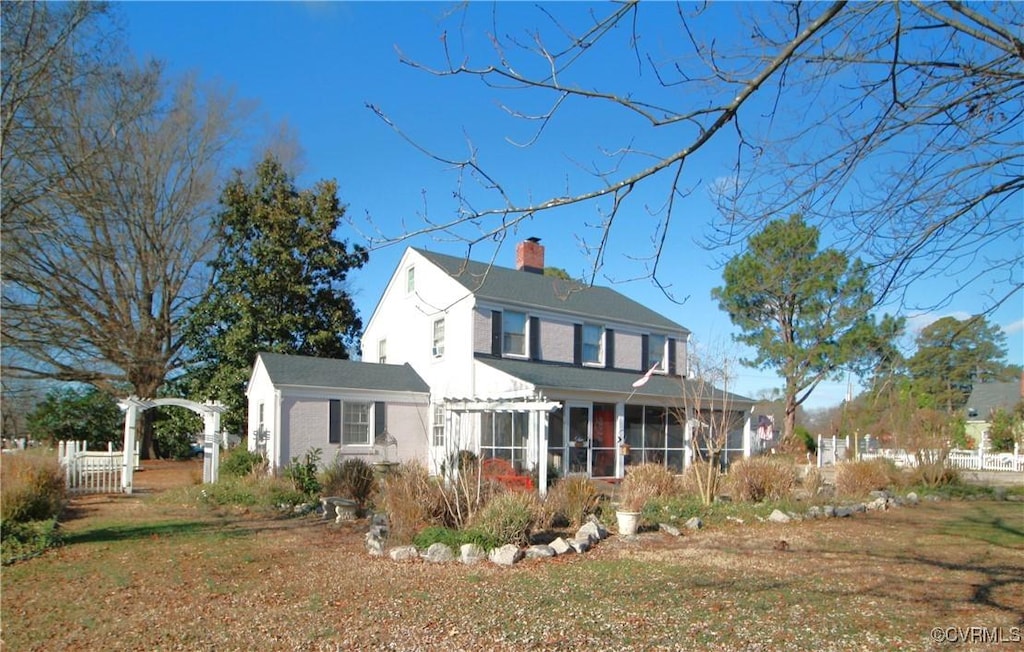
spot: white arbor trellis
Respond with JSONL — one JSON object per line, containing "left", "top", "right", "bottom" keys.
{"left": 118, "top": 397, "right": 228, "bottom": 493}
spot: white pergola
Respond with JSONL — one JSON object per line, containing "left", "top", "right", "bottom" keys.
{"left": 118, "top": 397, "right": 228, "bottom": 493}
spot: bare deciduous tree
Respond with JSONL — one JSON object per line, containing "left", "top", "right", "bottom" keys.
{"left": 1, "top": 3, "right": 246, "bottom": 457}
{"left": 365, "top": 1, "right": 1021, "bottom": 314}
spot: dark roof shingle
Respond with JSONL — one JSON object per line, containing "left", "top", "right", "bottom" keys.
{"left": 257, "top": 352, "right": 429, "bottom": 394}
{"left": 477, "top": 356, "right": 752, "bottom": 405}
{"left": 414, "top": 248, "right": 687, "bottom": 333}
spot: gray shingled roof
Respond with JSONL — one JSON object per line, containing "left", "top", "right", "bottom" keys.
{"left": 414, "top": 248, "right": 688, "bottom": 333}
{"left": 478, "top": 356, "right": 752, "bottom": 405}
{"left": 257, "top": 352, "right": 429, "bottom": 393}
{"left": 965, "top": 379, "right": 1022, "bottom": 419}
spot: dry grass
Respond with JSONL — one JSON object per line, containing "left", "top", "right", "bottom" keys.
{"left": 541, "top": 475, "right": 601, "bottom": 528}
{"left": 2, "top": 461, "right": 1023, "bottom": 651}
{"left": 725, "top": 457, "right": 798, "bottom": 502}
{"left": 834, "top": 458, "right": 902, "bottom": 498}
{"left": 619, "top": 463, "right": 678, "bottom": 511}
{"left": 0, "top": 451, "right": 66, "bottom": 523}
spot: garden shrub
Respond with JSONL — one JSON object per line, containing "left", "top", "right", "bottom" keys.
{"left": 907, "top": 459, "right": 959, "bottom": 489}
{"left": 220, "top": 447, "right": 267, "bottom": 478}
{"left": 541, "top": 475, "right": 601, "bottom": 528}
{"left": 411, "top": 525, "right": 500, "bottom": 552}
{"left": 471, "top": 490, "right": 539, "bottom": 547}
{"left": 320, "top": 457, "right": 376, "bottom": 511}
{"left": 284, "top": 448, "right": 322, "bottom": 497}
{"left": 834, "top": 458, "right": 901, "bottom": 497}
{"left": 0, "top": 453, "right": 66, "bottom": 524}
{"left": 725, "top": 457, "right": 797, "bottom": 502}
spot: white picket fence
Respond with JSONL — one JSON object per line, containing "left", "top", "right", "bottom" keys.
{"left": 857, "top": 444, "right": 1023, "bottom": 473}
{"left": 57, "top": 441, "right": 140, "bottom": 494}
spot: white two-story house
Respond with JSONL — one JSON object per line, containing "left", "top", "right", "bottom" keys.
{"left": 248, "top": 239, "right": 753, "bottom": 484}
{"left": 359, "top": 239, "right": 755, "bottom": 486}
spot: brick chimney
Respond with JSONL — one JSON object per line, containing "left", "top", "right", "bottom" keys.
{"left": 516, "top": 237, "right": 544, "bottom": 274}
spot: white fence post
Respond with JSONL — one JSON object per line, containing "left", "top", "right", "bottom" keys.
{"left": 817, "top": 434, "right": 822, "bottom": 468}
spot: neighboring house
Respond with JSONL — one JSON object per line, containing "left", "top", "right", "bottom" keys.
{"left": 246, "top": 352, "right": 430, "bottom": 469}
{"left": 357, "top": 239, "right": 755, "bottom": 485}
{"left": 964, "top": 374, "right": 1024, "bottom": 450}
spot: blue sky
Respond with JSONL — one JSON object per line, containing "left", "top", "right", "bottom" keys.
{"left": 120, "top": 2, "right": 1022, "bottom": 410}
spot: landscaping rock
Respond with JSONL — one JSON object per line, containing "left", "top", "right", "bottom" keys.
{"left": 684, "top": 516, "right": 703, "bottom": 530}
{"left": 768, "top": 509, "right": 790, "bottom": 524}
{"left": 867, "top": 497, "right": 888, "bottom": 511}
{"left": 869, "top": 490, "right": 891, "bottom": 500}
{"left": 459, "top": 543, "right": 487, "bottom": 565}
{"left": 726, "top": 516, "right": 745, "bottom": 524}
{"left": 389, "top": 545, "right": 419, "bottom": 562}
{"left": 575, "top": 521, "right": 601, "bottom": 544}
{"left": 823, "top": 505, "right": 837, "bottom": 518}
{"left": 806, "top": 506, "right": 821, "bottom": 519}
{"left": 853, "top": 503, "right": 867, "bottom": 514}
{"left": 569, "top": 537, "right": 592, "bottom": 554}
{"left": 585, "top": 515, "right": 610, "bottom": 539}
{"left": 423, "top": 542, "right": 455, "bottom": 563}
{"left": 365, "top": 531, "right": 385, "bottom": 556}
{"left": 549, "top": 537, "right": 574, "bottom": 555}
{"left": 525, "top": 545, "right": 556, "bottom": 559}
{"left": 835, "top": 506, "right": 854, "bottom": 518}
{"left": 659, "top": 523, "right": 681, "bottom": 537}
{"left": 489, "top": 544, "right": 524, "bottom": 567}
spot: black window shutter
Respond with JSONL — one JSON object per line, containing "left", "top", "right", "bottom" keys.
{"left": 641, "top": 334, "right": 650, "bottom": 371}
{"left": 529, "top": 317, "right": 541, "bottom": 360}
{"left": 605, "top": 328, "right": 615, "bottom": 369}
{"left": 491, "top": 311, "right": 502, "bottom": 356}
{"left": 329, "top": 400, "right": 340, "bottom": 444}
{"left": 573, "top": 324, "right": 583, "bottom": 365}
{"left": 374, "top": 402, "right": 387, "bottom": 439}
{"left": 668, "top": 338, "right": 677, "bottom": 375}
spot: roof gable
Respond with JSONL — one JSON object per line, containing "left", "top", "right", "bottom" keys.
{"left": 255, "top": 352, "right": 429, "bottom": 394}
{"left": 413, "top": 248, "right": 688, "bottom": 333}
{"left": 965, "top": 380, "right": 1022, "bottom": 418}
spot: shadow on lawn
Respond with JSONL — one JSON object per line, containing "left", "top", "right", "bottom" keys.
{"left": 59, "top": 519, "right": 247, "bottom": 546}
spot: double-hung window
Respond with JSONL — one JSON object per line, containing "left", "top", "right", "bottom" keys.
{"left": 503, "top": 311, "right": 527, "bottom": 356}
{"left": 406, "top": 266, "right": 415, "bottom": 294}
{"left": 330, "top": 400, "right": 372, "bottom": 445}
{"left": 378, "top": 339, "right": 387, "bottom": 364}
{"left": 647, "top": 334, "right": 667, "bottom": 372}
{"left": 582, "top": 324, "right": 604, "bottom": 365}
{"left": 432, "top": 318, "right": 445, "bottom": 358}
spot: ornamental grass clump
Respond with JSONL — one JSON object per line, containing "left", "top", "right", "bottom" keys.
{"left": 835, "top": 458, "right": 902, "bottom": 497}
{"left": 471, "top": 490, "right": 539, "bottom": 547}
{"left": 725, "top": 457, "right": 797, "bottom": 503}
{"left": 0, "top": 453, "right": 66, "bottom": 524}
{"left": 320, "top": 457, "right": 376, "bottom": 512}
{"left": 375, "top": 462, "right": 441, "bottom": 543}
{"left": 618, "top": 463, "right": 678, "bottom": 512}
{"left": 541, "top": 475, "right": 601, "bottom": 528}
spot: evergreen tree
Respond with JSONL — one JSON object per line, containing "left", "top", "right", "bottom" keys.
{"left": 185, "top": 155, "right": 368, "bottom": 436}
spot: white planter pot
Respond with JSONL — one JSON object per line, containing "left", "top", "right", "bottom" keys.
{"left": 615, "top": 510, "right": 641, "bottom": 536}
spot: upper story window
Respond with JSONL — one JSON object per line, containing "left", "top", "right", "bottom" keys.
{"left": 432, "top": 318, "right": 445, "bottom": 358}
{"left": 647, "top": 334, "right": 667, "bottom": 371}
{"left": 503, "top": 310, "right": 527, "bottom": 356}
{"left": 406, "top": 266, "right": 415, "bottom": 294}
{"left": 582, "top": 324, "right": 604, "bottom": 365}
{"left": 377, "top": 339, "right": 387, "bottom": 364}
